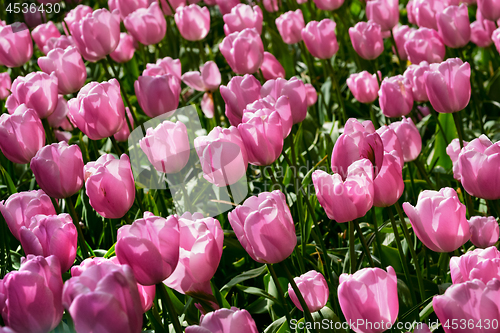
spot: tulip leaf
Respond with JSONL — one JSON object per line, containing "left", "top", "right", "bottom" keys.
{"left": 311, "top": 306, "right": 348, "bottom": 333}
{"left": 264, "top": 316, "right": 290, "bottom": 333}
{"left": 104, "top": 243, "right": 115, "bottom": 259}
{"left": 380, "top": 245, "right": 404, "bottom": 273}
{"left": 220, "top": 265, "right": 268, "bottom": 296}
{"left": 0, "top": 165, "right": 16, "bottom": 195}
{"left": 430, "top": 113, "right": 458, "bottom": 170}
{"left": 236, "top": 284, "right": 281, "bottom": 305}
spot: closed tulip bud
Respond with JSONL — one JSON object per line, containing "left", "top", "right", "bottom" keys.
{"left": 0, "top": 72, "right": 11, "bottom": 100}
{"left": 449, "top": 247, "right": 500, "bottom": 284}
{"left": 6, "top": 72, "right": 58, "bottom": 119}
{"left": 84, "top": 154, "right": 135, "bottom": 219}
{"left": 260, "top": 52, "right": 285, "bottom": 80}
{"left": 403, "top": 187, "right": 470, "bottom": 252}
{"left": 478, "top": 0, "right": 500, "bottom": 22}
{"left": 31, "top": 21, "right": 60, "bottom": 53}
{"left": 62, "top": 261, "right": 143, "bottom": 333}
{"left": 109, "top": 0, "right": 152, "bottom": 20}
{"left": 366, "top": 0, "right": 399, "bottom": 31}
{"left": 216, "top": 0, "right": 240, "bottom": 15}
{"left": 405, "top": 28, "right": 445, "bottom": 64}
{"left": 349, "top": 21, "right": 384, "bottom": 60}
{"left": 379, "top": 75, "right": 414, "bottom": 118}
{"left": 1, "top": 255, "right": 63, "bottom": 333}
{"left": 376, "top": 125, "right": 404, "bottom": 166}
{"left": 228, "top": 190, "right": 296, "bottom": 263}
{"left": 38, "top": 47, "right": 87, "bottom": 95}
{"left": 339, "top": 267, "right": 398, "bottom": 333}
{"left": 175, "top": 4, "right": 210, "bottom": 41}
{"left": 471, "top": 11, "right": 496, "bottom": 47}
{"left": 263, "top": 0, "right": 279, "bottom": 12}
{"left": 125, "top": 2, "right": 166, "bottom": 45}
{"left": 239, "top": 109, "right": 284, "bottom": 166}
{"left": 0, "top": 23, "right": 33, "bottom": 68}
{"left": 389, "top": 117, "right": 422, "bottom": 162}
{"left": 143, "top": 56, "right": 182, "bottom": 80}
{"left": 63, "top": 5, "right": 93, "bottom": 35}
{"left": 392, "top": 25, "right": 414, "bottom": 61}
{"left": 305, "top": 83, "right": 318, "bottom": 107}
{"left": 347, "top": 71, "right": 379, "bottom": 104}
{"left": 220, "top": 74, "right": 261, "bottom": 126}
{"left": 276, "top": 10, "right": 305, "bottom": 44}
{"left": 446, "top": 138, "right": 467, "bottom": 180}
{"left": 425, "top": 58, "right": 471, "bottom": 113}
{"left": 43, "top": 35, "right": 76, "bottom": 55}
{"left": 47, "top": 96, "right": 73, "bottom": 131}
{"left": 69, "top": 9, "right": 121, "bottom": 62}
{"left": 110, "top": 33, "right": 136, "bottom": 63}
{"left": 244, "top": 96, "right": 292, "bottom": 138}
{"left": 411, "top": 0, "right": 449, "bottom": 30}
{"left": 24, "top": 8, "right": 46, "bottom": 28}
{"left": 0, "top": 106, "right": 45, "bottom": 165}
{"left": 0, "top": 190, "right": 55, "bottom": 241}
{"left": 302, "top": 19, "right": 339, "bottom": 59}
{"left": 114, "top": 107, "right": 134, "bottom": 142}
{"left": 312, "top": 0, "right": 344, "bottom": 10}
{"left": 134, "top": 74, "right": 181, "bottom": 118}
{"left": 223, "top": 4, "right": 263, "bottom": 35}
{"left": 261, "top": 77, "right": 308, "bottom": 124}
{"left": 468, "top": 216, "right": 500, "bottom": 249}
{"left": 182, "top": 61, "right": 221, "bottom": 92}
{"left": 185, "top": 307, "right": 259, "bottom": 333}
{"left": 164, "top": 212, "right": 223, "bottom": 295}
{"left": 288, "top": 271, "right": 329, "bottom": 312}
{"left": 403, "top": 61, "right": 430, "bottom": 102}
{"left": 219, "top": 28, "right": 264, "bottom": 75}
{"left": 19, "top": 214, "right": 77, "bottom": 273}
{"left": 437, "top": 4, "right": 471, "bottom": 48}
{"left": 373, "top": 151, "right": 404, "bottom": 207}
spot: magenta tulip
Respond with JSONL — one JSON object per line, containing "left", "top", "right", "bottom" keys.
{"left": 110, "top": 33, "right": 136, "bottom": 63}
{"left": 0, "top": 23, "right": 33, "bottom": 68}
{"left": 436, "top": 4, "right": 471, "bottom": 48}
{"left": 349, "top": 21, "right": 384, "bottom": 60}
{"left": 471, "top": 11, "right": 496, "bottom": 47}
{"left": 220, "top": 74, "right": 261, "bottom": 126}
{"left": 389, "top": 116, "right": 422, "bottom": 162}
{"left": 260, "top": 52, "right": 286, "bottom": 80}
{"left": 469, "top": 216, "right": 500, "bottom": 249}
{"left": 366, "top": 0, "right": 399, "bottom": 31}
{"left": 182, "top": 61, "right": 221, "bottom": 92}
{"left": 223, "top": 4, "right": 263, "bottom": 35}
{"left": 449, "top": 247, "right": 500, "bottom": 284}
{"left": 31, "top": 21, "right": 60, "bottom": 53}
{"left": 185, "top": 307, "right": 259, "bottom": 333}
{"left": 125, "top": 2, "right": 166, "bottom": 45}
{"left": 219, "top": 28, "right": 264, "bottom": 75}
{"left": 261, "top": 77, "right": 308, "bottom": 125}
{"left": 288, "top": 271, "right": 329, "bottom": 312}
{"left": 312, "top": 0, "right": 344, "bottom": 10}
{"left": 478, "top": 0, "right": 500, "bottom": 22}
{"left": 379, "top": 75, "right": 414, "bottom": 118}
{"left": 276, "top": 10, "right": 305, "bottom": 44}
{"left": 134, "top": 74, "right": 181, "bottom": 118}
{"left": 0, "top": 72, "right": 11, "bottom": 100}
{"left": 403, "top": 61, "right": 430, "bottom": 102}
{"left": 175, "top": 4, "right": 210, "bottom": 41}
{"left": 302, "top": 19, "right": 339, "bottom": 59}
{"left": 404, "top": 28, "right": 445, "bottom": 64}
{"left": 346, "top": 71, "right": 379, "bottom": 104}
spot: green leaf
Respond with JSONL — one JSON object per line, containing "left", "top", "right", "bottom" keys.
{"left": 236, "top": 284, "right": 281, "bottom": 305}
{"left": 0, "top": 166, "right": 16, "bottom": 195}
{"left": 380, "top": 245, "right": 404, "bottom": 273}
{"left": 264, "top": 316, "right": 290, "bottom": 333}
{"left": 431, "top": 113, "right": 457, "bottom": 170}
{"left": 220, "top": 265, "right": 268, "bottom": 296}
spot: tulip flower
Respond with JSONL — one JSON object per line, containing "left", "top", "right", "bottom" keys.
{"left": 449, "top": 246, "right": 500, "bottom": 284}
{"left": 403, "top": 61, "right": 430, "bottom": 102}
{"left": 38, "top": 47, "right": 87, "bottom": 95}
{"left": 244, "top": 95, "right": 292, "bottom": 138}
{"left": 458, "top": 135, "right": 500, "bottom": 200}
{"left": 110, "top": 33, "right": 136, "bottom": 63}
{"left": 185, "top": 307, "right": 259, "bottom": 333}
{"left": 407, "top": 0, "right": 416, "bottom": 25}
{"left": 313, "top": 159, "right": 374, "bottom": 223}
{"left": 468, "top": 216, "right": 500, "bottom": 249}
{"left": 260, "top": 52, "right": 286, "bottom": 80}
{"left": 223, "top": 4, "right": 263, "bottom": 35}
{"left": 492, "top": 27, "right": 500, "bottom": 53}
{"left": 194, "top": 126, "right": 249, "bottom": 187}
{"left": 305, "top": 83, "right": 318, "bottom": 107}
{"left": 164, "top": 212, "right": 224, "bottom": 295}
{"left": 301, "top": 19, "right": 339, "bottom": 59}
{"left": 158, "top": 0, "right": 186, "bottom": 15}
{"left": 403, "top": 187, "right": 470, "bottom": 252}
{"left": 261, "top": 77, "right": 308, "bottom": 125}
{"left": 19, "top": 213, "right": 77, "bottom": 273}
{"left": 378, "top": 75, "right": 414, "bottom": 118}
{"left": 69, "top": 8, "right": 121, "bottom": 62}
{"left": 346, "top": 71, "right": 379, "bottom": 104}
{"left": 392, "top": 25, "right": 414, "bottom": 61}
{"left": 84, "top": 154, "right": 135, "bottom": 219}
{"left": 312, "top": 0, "right": 344, "bottom": 11}
{"left": 288, "top": 271, "right": 329, "bottom": 312}
{"left": 338, "top": 266, "right": 399, "bottom": 333}
{"left": 24, "top": 7, "right": 46, "bottom": 28}
{"left": 47, "top": 96, "right": 73, "bottom": 131}
{"left": 366, "top": 0, "right": 400, "bottom": 31}
{"left": 263, "top": 0, "right": 279, "bottom": 12}
{"left": 125, "top": 3, "right": 166, "bottom": 45}
{"left": 373, "top": 151, "right": 404, "bottom": 207}
{"left": 228, "top": 190, "right": 297, "bottom": 263}
{"left": 446, "top": 138, "right": 468, "bottom": 181}
{"left": 349, "top": 21, "right": 384, "bottom": 60}
{"left": 62, "top": 261, "right": 143, "bottom": 333}
{"left": 471, "top": 11, "right": 496, "bottom": 47}
{"left": 0, "top": 190, "right": 55, "bottom": 241}
{"left": 219, "top": 28, "right": 264, "bottom": 75}
{"left": 139, "top": 120, "right": 190, "bottom": 174}
{"left": 0, "top": 106, "right": 45, "bottom": 165}
{"left": 182, "top": 61, "right": 222, "bottom": 92}
{"left": 43, "top": 35, "right": 76, "bottom": 55}
{"left": 411, "top": 0, "right": 449, "bottom": 30}
{"left": 216, "top": 0, "right": 240, "bottom": 15}
{"left": 424, "top": 58, "right": 471, "bottom": 113}
{"left": 376, "top": 125, "right": 404, "bottom": 166}
{"left": 220, "top": 74, "right": 262, "bottom": 126}
{"left": 0, "top": 23, "right": 33, "bottom": 68}
{"left": 69, "top": 79, "right": 125, "bottom": 140}
{"left": 108, "top": 0, "right": 151, "bottom": 19}
{"left": 0, "top": 72, "right": 11, "bottom": 100}
{"left": 143, "top": 56, "right": 182, "bottom": 81}
{"left": 436, "top": 4, "right": 471, "bottom": 48}
{"left": 6, "top": 72, "right": 58, "bottom": 119}
{"left": 134, "top": 74, "right": 181, "bottom": 118}
{"left": 404, "top": 28, "right": 445, "bottom": 64}
{"left": 63, "top": 5, "right": 93, "bottom": 34}
{"left": 389, "top": 117, "right": 422, "bottom": 162}
{"left": 276, "top": 10, "right": 305, "bottom": 45}
{"left": 478, "top": 0, "right": 500, "bottom": 22}
{"left": 175, "top": 4, "right": 210, "bottom": 41}
{"left": 31, "top": 21, "right": 60, "bottom": 53}
{"left": 114, "top": 108, "right": 134, "bottom": 142}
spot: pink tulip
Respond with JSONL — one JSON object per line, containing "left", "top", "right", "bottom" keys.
{"left": 437, "top": 4, "right": 471, "bottom": 48}
{"left": 0, "top": 190, "right": 55, "bottom": 241}
{"left": 392, "top": 25, "right": 414, "bottom": 61}
{"left": 302, "top": 19, "right": 339, "bottom": 59}
{"left": 261, "top": 77, "right": 308, "bottom": 124}
{"left": 403, "top": 61, "right": 430, "bottom": 102}
{"left": 478, "top": 0, "right": 500, "bottom": 22}
{"left": 312, "top": 0, "right": 344, "bottom": 10}
{"left": 223, "top": 4, "right": 263, "bottom": 35}
{"left": 84, "top": 154, "right": 135, "bottom": 219}
{"left": 62, "top": 261, "right": 143, "bottom": 333}
{"left": 228, "top": 190, "right": 296, "bottom": 263}
{"left": 376, "top": 125, "right": 404, "bottom": 166}
{"left": 389, "top": 116, "right": 422, "bottom": 162}
{"left": 260, "top": 52, "right": 286, "bottom": 80}
{"left": 0, "top": 106, "right": 45, "bottom": 165}
{"left": 244, "top": 95, "right": 292, "bottom": 138}
{"left": 19, "top": 213, "right": 77, "bottom": 273}
{"left": 305, "top": 83, "right": 318, "bottom": 107}
{"left": 366, "top": 0, "right": 399, "bottom": 31}
{"left": 407, "top": 1, "right": 416, "bottom": 25}
{"left": 338, "top": 267, "right": 399, "bottom": 333}
{"left": 64, "top": 5, "right": 93, "bottom": 34}
{"left": 411, "top": 0, "right": 449, "bottom": 30}
{"left": 373, "top": 151, "right": 404, "bottom": 207}
{"left": 216, "top": 0, "right": 240, "bottom": 15}
{"left": 38, "top": 47, "right": 87, "bottom": 95}
{"left": 159, "top": 0, "right": 186, "bottom": 16}
{"left": 446, "top": 138, "right": 468, "bottom": 181}
{"left": 43, "top": 35, "right": 76, "bottom": 55}
{"left": 164, "top": 212, "right": 223, "bottom": 295}
{"left": 349, "top": 21, "right": 384, "bottom": 60}
{"left": 109, "top": 0, "right": 152, "bottom": 19}
{"left": 403, "top": 188, "right": 470, "bottom": 252}
{"left": 288, "top": 270, "right": 329, "bottom": 312}
{"left": 276, "top": 10, "right": 305, "bottom": 44}
{"left": 182, "top": 61, "right": 221, "bottom": 92}
{"left": 0, "top": 72, "right": 11, "bottom": 100}
{"left": 143, "top": 56, "right": 182, "bottom": 80}
{"left": 0, "top": 23, "right": 33, "bottom": 68}
{"left": 125, "top": 2, "right": 166, "bottom": 45}
{"left": 69, "top": 8, "right": 121, "bottom": 62}
{"left": 425, "top": 58, "right": 471, "bottom": 113}
{"left": 6, "top": 72, "right": 58, "bottom": 119}
{"left": 114, "top": 107, "right": 134, "bottom": 142}
{"left": 220, "top": 74, "right": 261, "bottom": 125}
{"left": 404, "top": 28, "right": 445, "bottom": 64}
{"left": 450, "top": 246, "right": 500, "bottom": 284}
{"left": 346, "top": 71, "right": 379, "bottom": 104}
{"left": 471, "top": 10, "right": 496, "bottom": 47}
{"left": 47, "top": 96, "right": 73, "bottom": 131}
{"left": 492, "top": 27, "right": 500, "bottom": 53}
{"left": 110, "top": 33, "right": 136, "bottom": 63}
{"left": 31, "top": 21, "right": 60, "bottom": 53}
{"left": 134, "top": 74, "right": 181, "bottom": 118}
{"left": 1, "top": 255, "right": 63, "bottom": 333}
{"left": 175, "top": 4, "right": 210, "bottom": 41}
{"left": 24, "top": 7, "right": 46, "bottom": 28}
{"left": 263, "top": 0, "right": 279, "bottom": 12}
{"left": 468, "top": 216, "right": 500, "bottom": 249}
{"left": 54, "top": 130, "right": 72, "bottom": 143}
{"left": 378, "top": 75, "right": 414, "bottom": 118}
{"left": 185, "top": 307, "right": 259, "bottom": 333}
{"left": 219, "top": 28, "right": 264, "bottom": 75}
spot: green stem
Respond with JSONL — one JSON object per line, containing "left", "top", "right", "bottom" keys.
{"left": 389, "top": 30, "right": 404, "bottom": 73}
{"left": 66, "top": 197, "right": 89, "bottom": 258}
{"left": 349, "top": 221, "right": 356, "bottom": 273}
{"left": 156, "top": 283, "right": 183, "bottom": 333}
{"left": 369, "top": 103, "right": 378, "bottom": 129}
{"left": 267, "top": 264, "right": 292, "bottom": 327}
{"left": 452, "top": 111, "right": 465, "bottom": 149}
{"left": 353, "top": 220, "right": 375, "bottom": 268}
{"left": 371, "top": 208, "right": 384, "bottom": 266}
{"left": 110, "top": 136, "right": 122, "bottom": 155}
{"left": 325, "top": 59, "right": 346, "bottom": 124}
{"left": 41, "top": 118, "right": 55, "bottom": 145}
